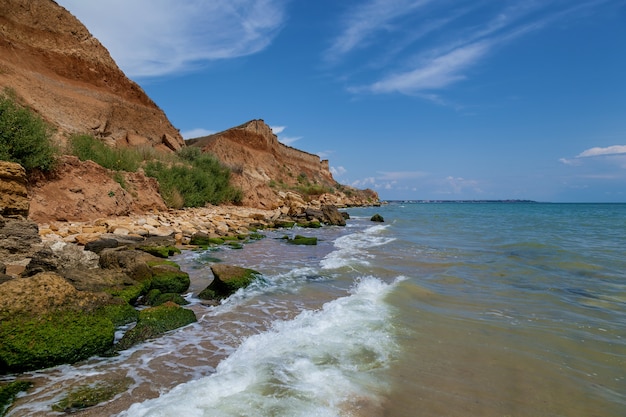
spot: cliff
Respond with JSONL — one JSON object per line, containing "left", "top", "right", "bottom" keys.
{"left": 187, "top": 120, "right": 370, "bottom": 209}
{"left": 0, "top": 0, "right": 183, "bottom": 151}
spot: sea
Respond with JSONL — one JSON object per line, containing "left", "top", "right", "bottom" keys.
{"left": 5, "top": 202, "right": 626, "bottom": 416}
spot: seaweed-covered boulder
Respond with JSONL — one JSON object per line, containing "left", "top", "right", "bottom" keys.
{"left": 148, "top": 263, "right": 190, "bottom": 294}
{"left": 98, "top": 249, "right": 155, "bottom": 282}
{"left": 0, "top": 272, "right": 116, "bottom": 373}
{"left": 281, "top": 234, "right": 318, "bottom": 245}
{"left": 115, "top": 302, "right": 196, "bottom": 351}
{"left": 189, "top": 232, "right": 224, "bottom": 246}
{"left": 198, "top": 264, "right": 261, "bottom": 301}
{"left": 370, "top": 214, "right": 385, "bottom": 222}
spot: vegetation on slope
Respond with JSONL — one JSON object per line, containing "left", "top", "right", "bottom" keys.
{"left": 68, "top": 134, "right": 242, "bottom": 208}
{"left": 0, "top": 89, "right": 57, "bottom": 171}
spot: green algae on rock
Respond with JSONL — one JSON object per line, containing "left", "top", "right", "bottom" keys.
{"left": 51, "top": 376, "right": 133, "bottom": 413}
{"left": 0, "top": 380, "right": 32, "bottom": 417}
{"left": 198, "top": 264, "right": 261, "bottom": 301}
{"left": 114, "top": 302, "right": 197, "bottom": 351}
{"left": 281, "top": 234, "right": 318, "bottom": 245}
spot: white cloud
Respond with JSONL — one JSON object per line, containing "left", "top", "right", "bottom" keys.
{"left": 57, "top": 0, "right": 287, "bottom": 78}
{"left": 270, "top": 125, "right": 287, "bottom": 134}
{"left": 180, "top": 128, "right": 214, "bottom": 139}
{"left": 359, "top": 42, "right": 490, "bottom": 94}
{"left": 325, "top": 0, "right": 434, "bottom": 62}
{"left": 377, "top": 171, "right": 428, "bottom": 180}
{"left": 279, "top": 136, "right": 302, "bottom": 146}
{"left": 330, "top": 166, "right": 347, "bottom": 177}
{"left": 336, "top": 0, "right": 602, "bottom": 96}
{"left": 577, "top": 145, "right": 626, "bottom": 158}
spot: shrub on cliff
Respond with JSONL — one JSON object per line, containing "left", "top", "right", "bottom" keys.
{"left": 68, "top": 134, "right": 142, "bottom": 172}
{"left": 145, "top": 148, "right": 243, "bottom": 208}
{"left": 0, "top": 90, "right": 57, "bottom": 171}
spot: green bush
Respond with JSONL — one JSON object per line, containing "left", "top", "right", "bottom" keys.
{"left": 68, "top": 134, "right": 142, "bottom": 172}
{"left": 0, "top": 90, "right": 57, "bottom": 171}
{"left": 145, "top": 149, "right": 243, "bottom": 207}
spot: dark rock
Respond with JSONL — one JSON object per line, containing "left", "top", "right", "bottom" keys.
{"left": 340, "top": 211, "right": 350, "bottom": 220}
{"left": 0, "top": 215, "right": 42, "bottom": 263}
{"left": 22, "top": 248, "right": 59, "bottom": 276}
{"left": 370, "top": 214, "right": 385, "bottom": 222}
{"left": 85, "top": 238, "right": 119, "bottom": 254}
{"left": 190, "top": 232, "right": 224, "bottom": 246}
{"left": 198, "top": 264, "right": 261, "bottom": 301}
{"left": 321, "top": 205, "right": 346, "bottom": 226}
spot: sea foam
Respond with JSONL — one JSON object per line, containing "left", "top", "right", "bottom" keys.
{"left": 321, "top": 224, "right": 395, "bottom": 270}
{"left": 118, "top": 277, "right": 398, "bottom": 417}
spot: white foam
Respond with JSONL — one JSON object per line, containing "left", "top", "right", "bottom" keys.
{"left": 118, "top": 277, "right": 398, "bottom": 417}
{"left": 321, "top": 224, "right": 395, "bottom": 270}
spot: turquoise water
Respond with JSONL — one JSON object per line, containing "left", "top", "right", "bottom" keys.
{"left": 7, "top": 203, "right": 626, "bottom": 416}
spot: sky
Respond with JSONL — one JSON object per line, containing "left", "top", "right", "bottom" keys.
{"left": 57, "top": 0, "right": 626, "bottom": 202}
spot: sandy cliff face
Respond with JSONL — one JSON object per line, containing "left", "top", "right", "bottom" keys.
{"left": 0, "top": 0, "right": 183, "bottom": 151}
{"left": 187, "top": 120, "right": 340, "bottom": 208}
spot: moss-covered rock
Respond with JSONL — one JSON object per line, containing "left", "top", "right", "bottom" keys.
{"left": 198, "top": 264, "right": 261, "bottom": 301}
{"left": 115, "top": 302, "right": 196, "bottom": 351}
{"left": 148, "top": 264, "right": 190, "bottom": 294}
{"left": 98, "top": 301, "right": 139, "bottom": 327}
{"left": 297, "top": 220, "right": 322, "bottom": 228}
{"left": 190, "top": 232, "right": 224, "bottom": 246}
{"left": 1, "top": 380, "right": 32, "bottom": 417}
{"left": 0, "top": 311, "right": 115, "bottom": 373}
{"left": 51, "top": 376, "right": 133, "bottom": 413}
{"left": 106, "top": 281, "right": 149, "bottom": 305}
{"left": 144, "top": 289, "right": 188, "bottom": 306}
{"left": 281, "top": 234, "right": 318, "bottom": 245}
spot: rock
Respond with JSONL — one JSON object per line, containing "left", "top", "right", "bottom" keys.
{"left": 0, "top": 272, "right": 115, "bottom": 373}
{"left": 321, "top": 205, "right": 346, "bottom": 226}
{"left": 198, "top": 264, "right": 261, "bottom": 301}
{"left": 148, "top": 264, "right": 190, "bottom": 294}
{"left": 114, "top": 302, "right": 196, "bottom": 351}
{"left": 281, "top": 234, "right": 318, "bottom": 245}
{"left": 370, "top": 214, "right": 385, "bottom": 222}
{"left": 98, "top": 249, "right": 155, "bottom": 282}
{"left": 85, "top": 238, "right": 120, "bottom": 254}
{"left": 0, "top": 161, "right": 29, "bottom": 217}
{"left": 0, "top": 215, "right": 43, "bottom": 264}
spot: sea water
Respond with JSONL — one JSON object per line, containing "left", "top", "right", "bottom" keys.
{"left": 5, "top": 203, "right": 626, "bottom": 416}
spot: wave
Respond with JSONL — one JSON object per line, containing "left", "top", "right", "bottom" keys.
{"left": 321, "top": 224, "right": 395, "bottom": 270}
{"left": 118, "top": 277, "right": 399, "bottom": 417}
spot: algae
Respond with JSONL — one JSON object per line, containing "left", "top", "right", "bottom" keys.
{"left": 51, "top": 376, "right": 133, "bottom": 413}
{"left": 0, "top": 381, "right": 32, "bottom": 417}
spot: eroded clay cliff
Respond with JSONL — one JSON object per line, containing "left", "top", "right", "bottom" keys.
{"left": 0, "top": 0, "right": 183, "bottom": 151}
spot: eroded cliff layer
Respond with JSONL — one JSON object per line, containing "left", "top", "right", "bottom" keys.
{"left": 0, "top": 0, "right": 183, "bottom": 151}
{"left": 187, "top": 120, "right": 338, "bottom": 208}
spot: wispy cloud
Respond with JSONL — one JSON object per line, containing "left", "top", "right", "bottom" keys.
{"left": 577, "top": 145, "right": 626, "bottom": 158}
{"left": 58, "top": 0, "right": 287, "bottom": 78}
{"left": 270, "top": 125, "right": 287, "bottom": 135}
{"left": 325, "top": 0, "right": 434, "bottom": 63}
{"left": 330, "top": 166, "right": 347, "bottom": 177}
{"left": 560, "top": 144, "right": 626, "bottom": 165}
{"left": 332, "top": 0, "right": 609, "bottom": 95}
{"left": 279, "top": 136, "right": 303, "bottom": 146}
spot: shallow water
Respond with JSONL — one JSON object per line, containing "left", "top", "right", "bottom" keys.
{"left": 4, "top": 203, "right": 626, "bottom": 416}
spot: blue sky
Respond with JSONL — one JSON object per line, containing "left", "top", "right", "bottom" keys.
{"left": 58, "top": 0, "right": 626, "bottom": 202}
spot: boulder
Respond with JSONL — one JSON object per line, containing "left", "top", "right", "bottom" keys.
{"left": 198, "top": 264, "right": 261, "bottom": 301}
{"left": 0, "top": 161, "right": 29, "bottom": 217}
{"left": 370, "top": 214, "right": 385, "bottom": 222}
{"left": 321, "top": 205, "right": 346, "bottom": 226}
{"left": 0, "top": 215, "right": 42, "bottom": 264}
{"left": 0, "top": 272, "right": 115, "bottom": 373}
{"left": 114, "top": 302, "right": 196, "bottom": 351}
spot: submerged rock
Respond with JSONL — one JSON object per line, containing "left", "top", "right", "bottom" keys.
{"left": 198, "top": 264, "right": 261, "bottom": 301}
{"left": 370, "top": 214, "right": 385, "bottom": 222}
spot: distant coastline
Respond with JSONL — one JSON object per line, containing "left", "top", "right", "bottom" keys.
{"left": 383, "top": 199, "right": 538, "bottom": 204}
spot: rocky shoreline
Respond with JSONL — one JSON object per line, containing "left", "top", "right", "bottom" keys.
{"left": 0, "top": 155, "right": 379, "bottom": 414}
